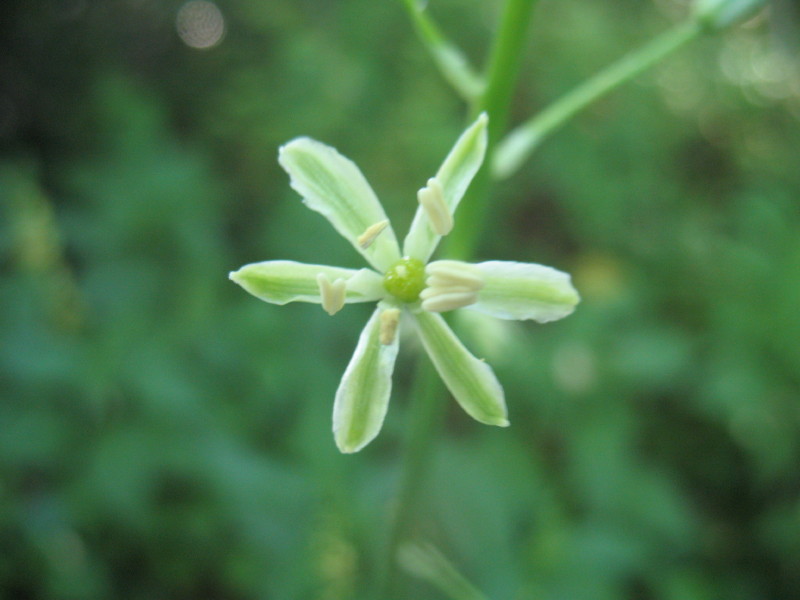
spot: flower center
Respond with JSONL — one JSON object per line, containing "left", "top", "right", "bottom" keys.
{"left": 383, "top": 257, "right": 426, "bottom": 303}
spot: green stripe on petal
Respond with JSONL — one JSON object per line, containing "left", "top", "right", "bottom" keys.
{"left": 403, "top": 113, "right": 488, "bottom": 262}
{"left": 469, "top": 261, "right": 580, "bottom": 322}
{"left": 413, "top": 311, "right": 508, "bottom": 427}
{"left": 279, "top": 138, "right": 401, "bottom": 272}
{"left": 333, "top": 306, "right": 401, "bottom": 453}
{"left": 229, "top": 261, "right": 384, "bottom": 305}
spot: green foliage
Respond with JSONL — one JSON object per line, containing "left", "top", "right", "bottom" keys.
{"left": 1, "top": 0, "right": 798, "bottom": 598}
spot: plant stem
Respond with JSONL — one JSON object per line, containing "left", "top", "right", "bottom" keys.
{"left": 475, "top": 0, "right": 540, "bottom": 142}
{"left": 398, "top": 542, "right": 490, "bottom": 600}
{"left": 397, "top": 0, "right": 484, "bottom": 101}
{"left": 493, "top": 19, "right": 704, "bottom": 179}
{"left": 447, "top": 0, "right": 540, "bottom": 260}
{"left": 378, "top": 360, "right": 446, "bottom": 598}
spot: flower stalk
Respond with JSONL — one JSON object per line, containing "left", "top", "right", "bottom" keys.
{"left": 397, "top": 0, "right": 484, "bottom": 101}
{"left": 444, "top": 0, "right": 540, "bottom": 261}
{"left": 493, "top": 19, "right": 704, "bottom": 180}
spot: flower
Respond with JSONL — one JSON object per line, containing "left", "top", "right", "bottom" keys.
{"left": 229, "top": 114, "right": 580, "bottom": 453}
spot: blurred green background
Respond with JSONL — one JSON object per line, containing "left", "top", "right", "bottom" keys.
{"left": 2, "top": 0, "right": 799, "bottom": 598}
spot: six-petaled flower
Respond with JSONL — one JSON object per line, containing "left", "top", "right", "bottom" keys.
{"left": 230, "top": 114, "right": 579, "bottom": 453}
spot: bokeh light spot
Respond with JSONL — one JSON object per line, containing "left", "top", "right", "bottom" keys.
{"left": 176, "top": 1, "right": 225, "bottom": 50}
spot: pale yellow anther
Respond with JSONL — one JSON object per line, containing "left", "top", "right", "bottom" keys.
{"left": 420, "top": 260, "right": 485, "bottom": 313}
{"left": 379, "top": 308, "right": 401, "bottom": 345}
{"left": 317, "top": 273, "right": 347, "bottom": 316}
{"left": 420, "top": 285, "right": 475, "bottom": 300}
{"left": 357, "top": 219, "right": 390, "bottom": 249}
{"left": 421, "top": 291, "right": 479, "bottom": 313}
{"left": 426, "top": 277, "right": 482, "bottom": 291}
{"left": 426, "top": 260, "right": 484, "bottom": 289}
{"left": 417, "top": 177, "right": 453, "bottom": 236}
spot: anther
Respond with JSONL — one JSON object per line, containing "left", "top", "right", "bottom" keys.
{"left": 379, "top": 308, "right": 401, "bottom": 345}
{"left": 317, "top": 273, "right": 347, "bottom": 316}
{"left": 419, "top": 260, "right": 485, "bottom": 313}
{"left": 417, "top": 177, "right": 452, "bottom": 236}
{"left": 420, "top": 285, "right": 476, "bottom": 299}
{"left": 426, "top": 260, "right": 485, "bottom": 289}
{"left": 357, "top": 219, "right": 389, "bottom": 249}
{"left": 421, "top": 291, "right": 479, "bottom": 313}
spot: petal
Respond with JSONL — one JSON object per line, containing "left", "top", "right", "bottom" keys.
{"left": 229, "top": 260, "right": 384, "bottom": 305}
{"left": 333, "top": 305, "right": 401, "bottom": 453}
{"left": 467, "top": 261, "right": 580, "bottom": 322}
{"left": 403, "top": 113, "right": 488, "bottom": 262}
{"left": 278, "top": 138, "right": 402, "bottom": 272}
{"left": 413, "top": 311, "right": 508, "bottom": 427}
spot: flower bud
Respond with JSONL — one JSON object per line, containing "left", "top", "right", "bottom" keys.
{"left": 694, "top": 0, "right": 767, "bottom": 31}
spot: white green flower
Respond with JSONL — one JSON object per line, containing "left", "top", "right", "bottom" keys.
{"left": 229, "top": 114, "right": 580, "bottom": 453}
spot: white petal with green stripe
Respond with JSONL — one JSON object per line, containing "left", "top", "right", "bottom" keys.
{"left": 229, "top": 260, "right": 384, "bottom": 305}
{"left": 413, "top": 311, "right": 508, "bottom": 427}
{"left": 403, "top": 113, "right": 488, "bottom": 262}
{"left": 278, "top": 138, "right": 401, "bottom": 272}
{"left": 468, "top": 261, "right": 580, "bottom": 322}
{"left": 333, "top": 305, "right": 400, "bottom": 453}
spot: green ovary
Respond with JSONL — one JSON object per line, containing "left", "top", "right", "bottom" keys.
{"left": 383, "top": 257, "right": 426, "bottom": 303}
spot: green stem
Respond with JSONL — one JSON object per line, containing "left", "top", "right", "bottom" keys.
{"left": 447, "top": 0, "right": 540, "bottom": 260}
{"left": 493, "top": 19, "right": 704, "bottom": 179}
{"left": 475, "top": 0, "right": 540, "bottom": 142}
{"left": 398, "top": 0, "right": 484, "bottom": 101}
{"left": 378, "top": 360, "right": 446, "bottom": 598}
{"left": 398, "top": 542, "right": 490, "bottom": 600}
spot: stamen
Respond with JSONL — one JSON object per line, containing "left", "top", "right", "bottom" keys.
{"left": 379, "top": 308, "right": 401, "bottom": 345}
{"left": 357, "top": 219, "right": 390, "bottom": 249}
{"left": 317, "top": 273, "right": 347, "bottom": 316}
{"left": 426, "top": 277, "right": 481, "bottom": 291}
{"left": 421, "top": 291, "right": 479, "bottom": 313}
{"left": 419, "top": 260, "right": 486, "bottom": 313}
{"left": 426, "top": 260, "right": 484, "bottom": 288}
{"left": 420, "top": 285, "right": 476, "bottom": 300}
{"left": 417, "top": 177, "right": 452, "bottom": 236}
